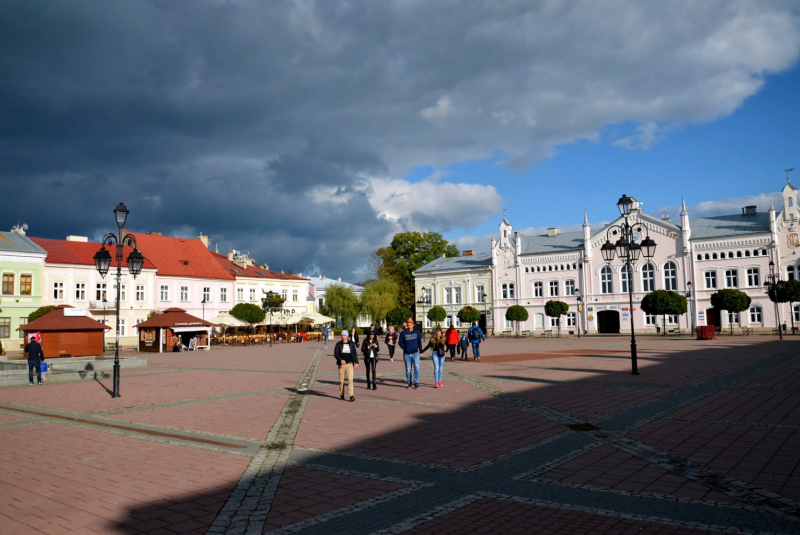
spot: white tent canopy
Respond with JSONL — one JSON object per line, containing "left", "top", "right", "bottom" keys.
{"left": 207, "top": 313, "right": 248, "bottom": 327}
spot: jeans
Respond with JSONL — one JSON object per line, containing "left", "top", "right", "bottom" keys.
{"left": 471, "top": 342, "right": 481, "bottom": 359}
{"left": 324, "top": 337, "right": 329, "bottom": 349}
{"left": 403, "top": 351, "right": 420, "bottom": 385}
{"left": 447, "top": 344, "right": 457, "bottom": 359}
{"left": 431, "top": 353, "right": 446, "bottom": 383}
{"left": 28, "top": 361, "right": 42, "bottom": 384}
{"left": 365, "top": 357, "right": 378, "bottom": 387}
{"left": 387, "top": 345, "right": 395, "bottom": 359}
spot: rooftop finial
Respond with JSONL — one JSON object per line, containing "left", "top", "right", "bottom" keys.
{"left": 680, "top": 195, "right": 688, "bottom": 216}
{"left": 787, "top": 167, "right": 795, "bottom": 184}
{"left": 583, "top": 207, "right": 589, "bottom": 227}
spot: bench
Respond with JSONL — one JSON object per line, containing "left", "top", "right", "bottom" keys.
{"left": 740, "top": 327, "right": 753, "bottom": 336}
{"left": 540, "top": 330, "right": 553, "bottom": 338}
{"left": 667, "top": 328, "right": 682, "bottom": 337}
{"left": 105, "top": 343, "right": 116, "bottom": 351}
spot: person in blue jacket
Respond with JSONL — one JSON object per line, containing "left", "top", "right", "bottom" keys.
{"left": 467, "top": 323, "right": 486, "bottom": 360}
{"left": 397, "top": 317, "right": 423, "bottom": 389}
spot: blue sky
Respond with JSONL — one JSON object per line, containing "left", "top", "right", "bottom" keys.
{"left": 431, "top": 65, "right": 799, "bottom": 251}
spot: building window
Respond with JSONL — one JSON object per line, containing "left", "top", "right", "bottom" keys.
{"left": 118, "top": 318, "right": 126, "bottom": 337}
{"left": 533, "top": 281, "right": 543, "bottom": 297}
{"left": 621, "top": 266, "right": 630, "bottom": 293}
{"left": 203, "top": 287, "right": 211, "bottom": 302}
{"left": 293, "top": 290, "right": 299, "bottom": 302}
{"left": 136, "top": 317, "right": 146, "bottom": 325}
{"left": 645, "top": 313, "right": 657, "bottom": 326}
{"left": 96, "top": 283, "right": 107, "bottom": 302}
{"left": 116, "top": 284, "right": 126, "bottom": 302}
{"left": 422, "top": 287, "right": 432, "bottom": 304}
{"left": 565, "top": 279, "right": 575, "bottom": 296}
{"left": 0, "top": 317, "right": 9, "bottom": 338}
{"left": 444, "top": 287, "right": 453, "bottom": 304}
{"left": 454, "top": 287, "right": 462, "bottom": 304}
{"left": 663, "top": 262, "right": 677, "bottom": 291}
{"left": 704, "top": 271, "right": 717, "bottom": 289}
{"left": 2, "top": 273, "right": 13, "bottom": 295}
{"left": 727, "top": 311, "right": 740, "bottom": 325}
{"left": 160, "top": 285, "right": 169, "bottom": 301}
{"left": 20, "top": 274, "right": 32, "bottom": 295}
{"left": 746, "top": 268, "right": 760, "bottom": 287}
{"left": 475, "top": 285, "right": 485, "bottom": 303}
{"left": 789, "top": 266, "right": 796, "bottom": 281}
{"left": 19, "top": 317, "right": 27, "bottom": 328}
{"left": 549, "top": 317, "right": 559, "bottom": 328}
{"left": 281, "top": 289, "right": 288, "bottom": 301}
{"left": 642, "top": 263, "right": 655, "bottom": 292}
{"left": 502, "top": 283, "right": 515, "bottom": 299}
{"left": 549, "top": 281, "right": 559, "bottom": 297}
{"left": 237, "top": 288, "right": 244, "bottom": 301}
{"left": 795, "top": 305, "right": 800, "bottom": 324}
{"left": 566, "top": 312, "right": 576, "bottom": 327}
{"left": 136, "top": 285, "right": 146, "bottom": 302}
{"left": 601, "top": 266, "right": 613, "bottom": 294}
{"left": 180, "top": 286, "right": 189, "bottom": 301}
{"left": 251, "top": 288, "right": 257, "bottom": 301}
{"left": 725, "top": 269, "right": 738, "bottom": 288}
{"left": 220, "top": 288, "right": 228, "bottom": 302}
{"left": 749, "top": 306, "right": 763, "bottom": 323}
{"left": 666, "top": 315, "right": 678, "bottom": 325}
{"left": 75, "top": 283, "right": 86, "bottom": 301}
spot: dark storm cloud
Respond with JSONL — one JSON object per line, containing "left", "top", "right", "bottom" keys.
{"left": 0, "top": 1, "right": 797, "bottom": 278}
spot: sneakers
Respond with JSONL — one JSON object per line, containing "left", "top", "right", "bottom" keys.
{"left": 29, "top": 382, "right": 33, "bottom": 386}
{"left": 413, "top": 383, "right": 419, "bottom": 389}
{"left": 407, "top": 383, "right": 412, "bottom": 388}
{"left": 349, "top": 396, "right": 355, "bottom": 402}
{"left": 340, "top": 393, "right": 345, "bottom": 400}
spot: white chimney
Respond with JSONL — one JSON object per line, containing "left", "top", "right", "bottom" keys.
{"left": 547, "top": 228, "right": 559, "bottom": 237}
{"left": 66, "top": 236, "right": 88, "bottom": 242}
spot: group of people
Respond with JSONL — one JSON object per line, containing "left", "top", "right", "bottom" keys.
{"left": 333, "top": 319, "right": 486, "bottom": 401}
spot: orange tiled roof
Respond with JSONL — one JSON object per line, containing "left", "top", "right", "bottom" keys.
{"left": 212, "top": 252, "right": 308, "bottom": 281}
{"left": 31, "top": 237, "right": 158, "bottom": 270}
{"left": 134, "top": 307, "right": 215, "bottom": 328}
{"left": 124, "top": 233, "right": 235, "bottom": 280}
{"left": 19, "top": 305, "right": 109, "bottom": 332}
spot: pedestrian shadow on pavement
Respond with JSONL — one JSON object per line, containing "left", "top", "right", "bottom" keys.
{"left": 106, "top": 339, "right": 800, "bottom": 535}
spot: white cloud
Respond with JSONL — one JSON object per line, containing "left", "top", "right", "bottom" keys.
{"left": 419, "top": 95, "right": 455, "bottom": 124}
{"left": 613, "top": 122, "right": 665, "bottom": 151}
{"left": 655, "top": 192, "right": 782, "bottom": 218}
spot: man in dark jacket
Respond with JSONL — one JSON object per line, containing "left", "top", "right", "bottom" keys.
{"left": 333, "top": 330, "right": 359, "bottom": 401}
{"left": 25, "top": 335, "right": 44, "bottom": 385}
{"left": 398, "top": 317, "right": 423, "bottom": 389}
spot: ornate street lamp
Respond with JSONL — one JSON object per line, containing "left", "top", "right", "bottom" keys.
{"left": 417, "top": 293, "right": 431, "bottom": 332}
{"left": 201, "top": 298, "right": 206, "bottom": 321}
{"left": 686, "top": 281, "right": 694, "bottom": 334}
{"left": 575, "top": 289, "right": 582, "bottom": 339}
{"left": 93, "top": 202, "right": 145, "bottom": 398}
{"left": 601, "top": 194, "right": 657, "bottom": 375}
{"left": 766, "top": 260, "right": 784, "bottom": 340}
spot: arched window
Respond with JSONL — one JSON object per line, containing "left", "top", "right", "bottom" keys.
{"left": 601, "top": 266, "right": 613, "bottom": 294}
{"left": 642, "top": 263, "right": 656, "bottom": 292}
{"left": 663, "top": 261, "right": 677, "bottom": 291}
{"left": 697, "top": 254, "right": 702, "bottom": 261}
{"left": 705, "top": 254, "right": 710, "bottom": 260}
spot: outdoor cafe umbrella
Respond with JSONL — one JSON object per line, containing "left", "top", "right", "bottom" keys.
{"left": 207, "top": 312, "right": 247, "bottom": 344}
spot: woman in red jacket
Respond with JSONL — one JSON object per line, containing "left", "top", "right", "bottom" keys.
{"left": 445, "top": 325, "right": 460, "bottom": 360}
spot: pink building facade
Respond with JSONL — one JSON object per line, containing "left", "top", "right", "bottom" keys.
{"left": 492, "top": 180, "right": 785, "bottom": 335}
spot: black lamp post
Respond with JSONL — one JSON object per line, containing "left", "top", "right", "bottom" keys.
{"left": 600, "top": 194, "right": 657, "bottom": 375}
{"left": 93, "top": 202, "right": 145, "bottom": 398}
{"left": 686, "top": 281, "right": 694, "bottom": 334}
{"left": 262, "top": 290, "right": 282, "bottom": 346}
{"left": 201, "top": 298, "right": 206, "bottom": 321}
{"left": 575, "top": 289, "right": 582, "bottom": 339}
{"left": 101, "top": 298, "right": 108, "bottom": 343}
{"left": 767, "top": 260, "right": 784, "bottom": 340}
{"left": 417, "top": 293, "right": 431, "bottom": 332}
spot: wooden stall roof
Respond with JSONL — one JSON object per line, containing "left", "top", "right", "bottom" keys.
{"left": 18, "top": 305, "right": 110, "bottom": 332}
{"left": 134, "top": 307, "right": 216, "bottom": 329}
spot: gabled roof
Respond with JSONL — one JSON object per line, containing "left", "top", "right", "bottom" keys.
{"left": 0, "top": 232, "right": 48, "bottom": 255}
{"left": 19, "top": 305, "right": 109, "bottom": 332}
{"left": 125, "top": 233, "right": 233, "bottom": 280}
{"left": 134, "top": 307, "right": 215, "bottom": 329}
{"left": 212, "top": 253, "right": 308, "bottom": 281}
{"left": 690, "top": 212, "right": 771, "bottom": 240}
{"left": 519, "top": 231, "right": 584, "bottom": 255}
{"left": 31, "top": 237, "right": 157, "bottom": 270}
{"left": 414, "top": 254, "right": 492, "bottom": 274}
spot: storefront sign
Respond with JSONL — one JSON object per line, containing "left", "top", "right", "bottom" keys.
{"left": 175, "top": 322, "right": 203, "bottom": 326}
{"left": 698, "top": 311, "right": 705, "bottom": 320}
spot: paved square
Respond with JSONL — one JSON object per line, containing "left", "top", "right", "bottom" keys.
{"left": 0, "top": 336, "right": 798, "bottom": 534}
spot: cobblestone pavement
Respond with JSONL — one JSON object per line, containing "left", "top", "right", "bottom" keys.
{"left": 0, "top": 336, "right": 799, "bottom": 534}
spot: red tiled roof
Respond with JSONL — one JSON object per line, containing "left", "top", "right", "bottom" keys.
{"left": 134, "top": 307, "right": 215, "bottom": 329}
{"left": 125, "top": 233, "right": 234, "bottom": 280}
{"left": 212, "top": 252, "right": 308, "bottom": 281}
{"left": 31, "top": 237, "right": 157, "bottom": 270}
{"left": 19, "top": 305, "right": 109, "bottom": 332}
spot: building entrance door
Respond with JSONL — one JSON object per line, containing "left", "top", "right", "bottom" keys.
{"left": 597, "top": 310, "right": 620, "bottom": 334}
{"left": 706, "top": 308, "right": 721, "bottom": 332}
{"left": 534, "top": 313, "right": 544, "bottom": 330}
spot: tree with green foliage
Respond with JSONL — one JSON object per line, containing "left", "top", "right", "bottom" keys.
{"left": 427, "top": 305, "right": 447, "bottom": 328}
{"left": 457, "top": 306, "right": 481, "bottom": 326}
{"left": 28, "top": 305, "right": 56, "bottom": 323}
{"left": 360, "top": 280, "right": 399, "bottom": 324}
{"left": 640, "top": 290, "right": 688, "bottom": 336}
{"left": 710, "top": 289, "right": 752, "bottom": 335}
{"left": 375, "top": 231, "right": 460, "bottom": 308}
{"left": 386, "top": 307, "right": 414, "bottom": 328}
{"left": 506, "top": 305, "right": 529, "bottom": 335}
{"left": 768, "top": 279, "right": 800, "bottom": 333}
{"left": 229, "top": 303, "right": 266, "bottom": 344}
{"left": 261, "top": 291, "right": 286, "bottom": 310}
{"left": 323, "top": 284, "right": 360, "bottom": 327}
{"left": 544, "top": 300, "right": 569, "bottom": 337}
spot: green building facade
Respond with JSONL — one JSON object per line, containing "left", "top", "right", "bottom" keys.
{"left": 0, "top": 229, "right": 47, "bottom": 351}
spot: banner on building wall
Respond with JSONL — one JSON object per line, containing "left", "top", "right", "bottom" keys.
{"left": 789, "top": 229, "right": 799, "bottom": 248}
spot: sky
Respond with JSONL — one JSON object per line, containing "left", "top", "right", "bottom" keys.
{"left": 1, "top": 1, "right": 799, "bottom": 281}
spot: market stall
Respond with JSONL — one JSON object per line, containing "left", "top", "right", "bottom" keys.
{"left": 18, "top": 305, "right": 109, "bottom": 358}
{"left": 134, "top": 308, "right": 214, "bottom": 353}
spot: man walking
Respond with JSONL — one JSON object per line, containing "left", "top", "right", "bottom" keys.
{"left": 333, "top": 330, "right": 359, "bottom": 401}
{"left": 467, "top": 322, "right": 486, "bottom": 360}
{"left": 398, "top": 317, "right": 423, "bottom": 389}
{"left": 25, "top": 335, "right": 44, "bottom": 385}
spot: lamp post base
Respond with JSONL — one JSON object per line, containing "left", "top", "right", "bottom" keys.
{"left": 112, "top": 360, "right": 121, "bottom": 398}
{"left": 630, "top": 340, "right": 639, "bottom": 375}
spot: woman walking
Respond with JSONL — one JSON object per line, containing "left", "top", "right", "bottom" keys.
{"left": 421, "top": 327, "right": 448, "bottom": 388}
{"left": 384, "top": 325, "right": 398, "bottom": 361}
{"left": 445, "top": 325, "right": 459, "bottom": 360}
{"left": 361, "top": 332, "right": 380, "bottom": 390}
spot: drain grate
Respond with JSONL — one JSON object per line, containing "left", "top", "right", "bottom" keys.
{"left": 565, "top": 423, "right": 599, "bottom": 432}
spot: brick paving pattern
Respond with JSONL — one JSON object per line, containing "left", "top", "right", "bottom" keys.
{"left": 0, "top": 336, "right": 798, "bottom": 533}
